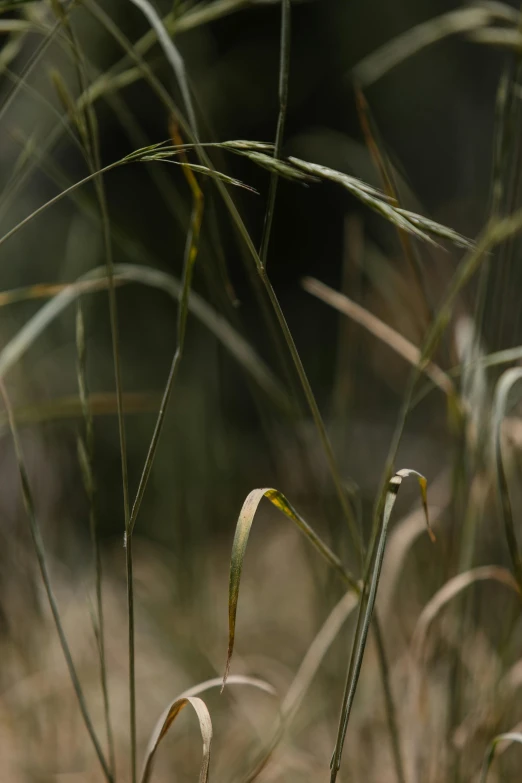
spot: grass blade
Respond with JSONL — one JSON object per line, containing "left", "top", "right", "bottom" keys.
{"left": 223, "top": 487, "right": 359, "bottom": 688}
{"left": 492, "top": 368, "right": 522, "bottom": 591}
{"left": 259, "top": 0, "right": 291, "bottom": 269}
{"left": 129, "top": 120, "right": 203, "bottom": 534}
{"left": 412, "top": 565, "right": 519, "bottom": 661}
{"left": 140, "top": 675, "right": 277, "bottom": 783}
{"left": 0, "top": 267, "right": 288, "bottom": 411}
{"left": 330, "top": 469, "right": 432, "bottom": 783}
{"left": 140, "top": 696, "right": 212, "bottom": 783}
{"left": 479, "top": 732, "right": 522, "bottom": 783}
{"left": 76, "top": 300, "right": 115, "bottom": 775}
{"left": 128, "top": 0, "right": 199, "bottom": 136}
{"left": 302, "top": 276, "right": 455, "bottom": 398}
{"left": 353, "top": 4, "right": 519, "bottom": 87}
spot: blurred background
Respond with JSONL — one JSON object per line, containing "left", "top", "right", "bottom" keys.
{"left": 1, "top": 0, "right": 522, "bottom": 781}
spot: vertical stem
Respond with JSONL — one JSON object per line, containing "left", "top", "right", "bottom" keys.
{"left": 259, "top": 0, "right": 291, "bottom": 269}
{"left": 76, "top": 301, "right": 116, "bottom": 776}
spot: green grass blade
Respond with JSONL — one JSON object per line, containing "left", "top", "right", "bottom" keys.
{"left": 76, "top": 300, "right": 115, "bottom": 776}
{"left": 479, "top": 732, "right": 522, "bottom": 783}
{"left": 330, "top": 469, "right": 432, "bottom": 783}
{"left": 0, "top": 267, "right": 288, "bottom": 411}
{"left": 492, "top": 368, "right": 522, "bottom": 591}
{"left": 258, "top": 0, "right": 291, "bottom": 269}
{"left": 354, "top": 4, "right": 518, "bottom": 87}
{"left": 128, "top": 0, "right": 199, "bottom": 136}
{"left": 129, "top": 126, "right": 204, "bottom": 534}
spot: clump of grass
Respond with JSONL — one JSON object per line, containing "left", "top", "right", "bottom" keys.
{"left": 2, "top": 1, "right": 522, "bottom": 782}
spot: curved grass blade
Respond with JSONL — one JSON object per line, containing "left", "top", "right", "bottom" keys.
{"left": 354, "top": 4, "right": 519, "bottom": 87}
{"left": 479, "top": 732, "right": 522, "bottom": 783}
{"left": 223, "top": 487, "right": 359, "bottom": 688}
{"left": 412, "top": 565, "right": 520, "bottom": 661}
{"left": 141, "top": 675, "right": 277, "bottom": 783}
{"left": 0, "top": 266, "right": 287, "bottom": 411}
{"left": 330, "top": 469, "right": 432, "bottom": 783}
{"left": 140, "top": 696, "right": 211, "bottom": 783}
{"left": 492, "top": 368, "right": 522, "bottom": 591}
{"left": 0, "top": 382, "right": 113, "bottom": 783}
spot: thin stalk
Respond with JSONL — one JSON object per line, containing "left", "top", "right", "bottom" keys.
{"left": 129, "top": 124, "right": 203, "bottom": 533}
{"left": 259, "top": 0, "right": 291, "bottom": 269}
{"left": 61, "top": 13, "right": 118, "bottom": 774}
{"left": 0, "top": 158, "right": 124, "bottom": 251}
{"left": 76, "top": 301, "right": 115, "bottom": 777}
{"left": 372, "top": 617, "right": 407, "bottom": 783}
{"left": 0, "top": 381, "right": 113, "bottom": 783}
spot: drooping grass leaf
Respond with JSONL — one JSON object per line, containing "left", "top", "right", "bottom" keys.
{"left": 0, "top": 266, "right": 288, "bottom": 412}
{"left": 330, "top": 469, "right": 432, "bottom": 783}
{"left": 479, "top": 732, "right": 522, "bottom": 783}
{"left": 140, "top": 675, "right": 277, "bottom": 783}
{"left": 223, "top": 487, "right": 359, "bottom": 688}
{"left": 140, "top": 696, "right": 212, "bottom": 783}
{"left": 492, "top": 368, "right": 522, "bottom": 591}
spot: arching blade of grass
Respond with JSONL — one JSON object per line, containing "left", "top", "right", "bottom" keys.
{"left": 412, "top": 566, "right": 519, "bottom": 661}
{"left": 0, "top": 266, "right": 288, "bottom": 411}
{"left": 479, "top": 732, "right": 522, "bottom": 783}
{"left": 223, "top": 487, "right": 359, "bottom": 688}
{"left": 0, "top": 381, "right": 113, "bottom": 783}
{"left": 141, "top": 675, "right": 277, "bottom": 783}
{"left": 140, "top": 696, "right": 212, "bottom": 783}
{"left": 330, "top": 469, "right": 432, "bottom": 783}
{"left": 354, "top": 3, "right": 519, "bottom": 87}
{"left": 492, "top": 368, "right": 522, "bottom": 592}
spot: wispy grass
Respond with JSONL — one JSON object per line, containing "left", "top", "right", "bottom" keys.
{"left": 4, "top": 1, "right": 522, "bottom": 781}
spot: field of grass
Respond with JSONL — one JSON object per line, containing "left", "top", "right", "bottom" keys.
{"left": 1, "top": 1, "right": 522, "bottom": 781}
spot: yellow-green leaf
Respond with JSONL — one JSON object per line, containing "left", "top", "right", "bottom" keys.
{"left": 223, "top": 487, "right": 358, "bottom": 688}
